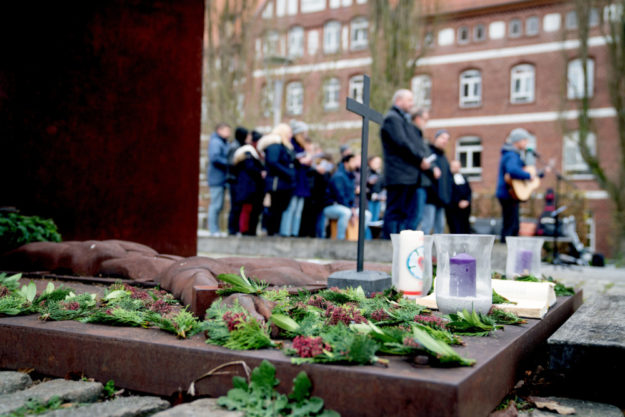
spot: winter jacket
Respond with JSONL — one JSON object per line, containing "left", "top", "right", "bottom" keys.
{"left": 232, "top": 145, "right": 264, "bottom": 204}
{"left": 257, "top": 133, "right": 295, "bottom": 193}
{"left": 328, "top": 164, "right": 356, "bottom": 208}
{"left": 496, "top": 143, "right": 531, "bottom": 199}
{"left": 207, "top": 132, "right": 230, "bottom": 187}
{"left": 380, "top": 106, "right": 424, "bottom": 186}
{"left": 426, "top": 144, "right": 452, "bottom": 207}
{"left": 291, "top": 138, "right": 312, "bottom": 198}
{"left": 450, "top": 173, "right": 472, "bottom": 205}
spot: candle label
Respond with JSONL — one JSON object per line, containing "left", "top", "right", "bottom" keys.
{"left": 405, "top": 245, "right": 424, "bottom": 296}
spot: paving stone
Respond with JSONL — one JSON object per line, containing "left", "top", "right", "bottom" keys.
{"left": 42, "top": 395, "right": 170, "bottom": 417}
{"left": 152, "top": 398, "right": 244, "bottom": 417}
{"left": 0, "top": 379, "right": 102, "bottom": 415}
{"left": 518, "top": 397, "right": 623, "bottom": 417}
{"left": 0, "top": 371, "right": 32, "bottom": 394}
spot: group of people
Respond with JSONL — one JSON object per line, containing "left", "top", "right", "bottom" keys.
{"left": 207, "top": 88, "right": 538, "bottom": 243}
{"left": 379, "top": 89, "right": 473, "bottom": 239}
{"left": 207, "top": 120, "right": 367, "bottom": 240}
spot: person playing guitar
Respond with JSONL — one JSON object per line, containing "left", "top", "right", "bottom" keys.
{"left": 496, "top": 128, "right": 542, "bottom": 243}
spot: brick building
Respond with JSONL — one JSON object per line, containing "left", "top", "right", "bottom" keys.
{"left": 200, "top": 0, "right": 619, "bottom": 257}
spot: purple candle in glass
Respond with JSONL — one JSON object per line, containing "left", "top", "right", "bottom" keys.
{"left": 449, "top": 253, "right": 476, "bottom": 297}
{"left": 515, "top": 250, "right": 533, "bottom": 274}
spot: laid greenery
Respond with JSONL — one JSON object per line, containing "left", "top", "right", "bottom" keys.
{"left": 7, "top": 395, "right": 63, "bottom": 417}
{"left": 218, "top": 360, "right": 340, "bottom": 417}
{"left": 498, "top": 273, "right": 576, "bottom": 297}
{"left": 1, "top": 268, "right": 532, "bottom": 370}
{"left": 0, "top": 211, "right": 62, "bottom": 254}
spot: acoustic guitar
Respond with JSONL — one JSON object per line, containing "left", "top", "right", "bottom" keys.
{"left": 505, "top": 165, "right": 540, "bottom": 202}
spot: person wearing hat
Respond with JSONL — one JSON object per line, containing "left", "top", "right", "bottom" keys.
{"left": 280, "top": 120, "right": 312, "bottom": 237}
{"left": 420, "top": 129, "right": 452, "bottom": 234}
{"left": 496, "top": 128, "right": 535, "bottom": 242}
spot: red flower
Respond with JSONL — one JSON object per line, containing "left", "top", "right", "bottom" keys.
{"left": 149, "top": 299, "right": 172, "bottom": 314}
{"left": 0, "top": 286, "right": 9, "bottom": 298}
{"left": 223, "top": 311, "right": 248, "bottom": 331}
{"left": 292, "top": 336, "right": 331, "bottom": 358}
{"left": 403, "top": 336, "right": 423, "bottom": 349}
{"left": 324, "top": 304, "right": 367, "bottom": 326}
{"left": 414, "top": 314, "right": 447, "bottom": 330}
{"left": 371, "top": 308, "right": 390, "bottom": 322}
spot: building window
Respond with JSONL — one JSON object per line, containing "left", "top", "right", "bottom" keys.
{"left": 563, "top": 131, "right": 596, "bottom": 176}
{"left": 263, "top": 30, "right": 281, "bottom": 57}
{"left": 261, "top": 84, "right": 274, "bottom": 118}
{"left": 509, "top": 18, "right": 522, "bottom": 37}
{"left": 286, "top": 81, "right": 303, "bottom": 115}
{"left": 323, "top": 21, "right": 341, "bottom": 54}
{"left": 350, "top": 17, "right": 369, "bottom": 50}
{"left": 526, "top": 16, "right": 540, "bottom": 35}
{"left": 356, "top": 0, "right": 367, "bottom": 3}
{"left": 459, "top": 69, "right": 482, "bottom": 108}
{"left": 489, "top": 21, "right": 506, "bottom": 39}
{"left": 308, "top": 30, "right": 319, "bottom": 55}
{"left": 276, "top": 0, "right": 286, "bottom": 17}
{"left": 262, "top": 0, "right": 273, "bottom": 19}
{"left": 411, "top": 75, "right": 432, "bottom": 109}
{"left": 330, "top": 0, "right": 352, "bottom": 7}
{"left": 438, "top": 28, "right": 454, "bottom": 46}
{"left": 589, "top": 8, "right": 600, "bottom": 26}
{"left": 288, "top": 26, "right": 304, "bottom": 58}
{"left": 301, "top": 0, "right": 325, "bottom": 13}
{"left": 349, "top": 75, "right": 364, "bottom": 103}
{"left": 287, "top": 0, "right": 298, "bottom": 15}
{"left": 323, "top": 78, "right": 341, "bottom": 110}
{"left": 457, "top": 26, "right": 470, "bottom": 44}
{"left": 543, "top": 13, "right": 561, "bottom": 32}
{"left": 567, "top": 58, "right": 594, "bottom": 99}
{"left": 456, "top": 136, "right": 483, "bottom": 179}
{"left": 566, "top": 10, "right": 578, "bottom": 29}
{"left": 510, "top": 64, "right": 535, "bottom": 103}
{"left": 474, "top": 24, "right": 486, "bottom": 42}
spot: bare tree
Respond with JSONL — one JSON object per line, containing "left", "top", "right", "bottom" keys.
{"left": 368, "top": 0, "right": 437, "bottom": 114}
{"left": 202, "top": 0, "right": 258, "bottom": 134}
{"left": 567, "top": 0, "right": 625, "bottom": 258}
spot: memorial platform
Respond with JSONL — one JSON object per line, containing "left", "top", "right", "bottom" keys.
{"left": 0, "top": 292, "right": 581, "bottom": 417}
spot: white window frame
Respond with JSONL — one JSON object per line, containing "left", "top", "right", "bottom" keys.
{"left": 287, "top": 0, "right": 298, "bottom": 15}
{"left": 350, "top": 17, "right": 369, "bottom": 50}
{"left": 263, "top": 30, "right": 280, "bottom": 57}
{"left": 286, "top": 81, "right": 304, "bottom": 115}
{"left": 457, "top": 26, "right": 470, "bottom": 44}
{"left": 526, "top": 16, "right": 540, "bottom": 36}
{"left": 473, "top": 24, "right": 486, "bottom": 42}
{"left": 459, "top": 69, "right": 482, "bottom": 108}
{"left": 509, "top": 18, "right": 522, "bottom": 37}
{"left": 323, "top": 78, "right": 341, "bottom": 111}
{"left": 411, "top": 74, "right": 432, "bottom": 109}
{"left": 276, "top": 0, "right": 286, "bottom": 17}
{"left": 288, "top": 26, "right": 304, "bottom": 58}
{"left": 510, "top": 64, "right": 535, "bottom": 103}
{"left": 567, "top": 58, "right": 594, "bottom": 99}
{"left": 563, "top": 131, "right": 596, "bottom": 177}
{"left": 349, "top": 74, "right": 364, "bottom": 103}
{"left": 301, "top": 0, "right": 325, "bottom": 13}
{"left": 323, "top": 21, "right": 341, "bottom": 54}
{"left": 455, "top": 136, "right": 483, "bottom": 179}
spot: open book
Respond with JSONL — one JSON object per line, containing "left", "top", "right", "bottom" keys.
{"left": 415, "top": 279, "right": 557, "bottom": 319}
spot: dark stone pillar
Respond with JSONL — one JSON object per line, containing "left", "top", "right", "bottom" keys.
{"left": 0, "top": 0, "right": 204, "bottom": 256}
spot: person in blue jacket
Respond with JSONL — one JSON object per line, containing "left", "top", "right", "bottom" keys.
{"left": 207, "top": 122, "right": 231, "bottom": 236}
{"left": 323, "top": 153, "right": 371, "bottom": 240}
{"left": 496, "top": 128, "right": 534, "bottom": 242}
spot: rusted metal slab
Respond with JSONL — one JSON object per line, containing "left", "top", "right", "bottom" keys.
{"left": 0, "top": 292, "right": 582, "bottom": 417}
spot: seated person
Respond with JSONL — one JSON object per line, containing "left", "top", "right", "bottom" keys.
{"left": 322, "top": 154, "right": 371, "bottom": 240}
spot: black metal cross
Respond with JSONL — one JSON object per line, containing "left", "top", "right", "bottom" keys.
{"left": 346, "top": 74, "right": 383, "bottom": 272}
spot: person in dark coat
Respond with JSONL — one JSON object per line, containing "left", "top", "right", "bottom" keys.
{"left": 421, "top": 129, "right": 452, "bottom": 234}
{"left": 232, "top": 134, "right": 264, "bottom": 236}
{"left": 227, "top": 126, "right": 250, "bottom": 235}
{"left": 410, "top": 108, "right": 434, "bottom": 231}
{"left": 379, "top": 90, "right": 432, "bottom": 238}
{"left": 207, "top": 122, "right": 231, "bottom": 236}
{"left": 496, "top": 128, "right": 534, "bottom": 242}
{"left": 256, "top": 123, "right": 295, "bottom": 236}
{"left": 446, "top": 159, "right": 472, "bottom": 234}
{"left": 300, "top": 157, "right": 334, "bottom": 238}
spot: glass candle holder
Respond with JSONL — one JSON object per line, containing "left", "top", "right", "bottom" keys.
{"left": 434, "top": 234, "right": 495, "bottom": 314}
{"left": 422, "top": 235, "right": 434, "bottom": 296}
{"left": 505, "top": 236, "right": 545, "bottom": 278}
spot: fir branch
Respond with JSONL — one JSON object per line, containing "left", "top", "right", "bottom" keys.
{"left": 489, "top": 308, "right": 527, "bottom": 325}
{"left": 445, "top": 309, "right": 502, "bottom": 336}
{"left": 216, "top": 267, "right": 268, "bottom": 296}
{"left": 492, "top": 289, "right": 516, "bottom": 305}
{"left": 224, "top": 318, "right": 274, "bottom": 350}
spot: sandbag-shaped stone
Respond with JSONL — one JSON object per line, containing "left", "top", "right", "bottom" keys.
{"left": 0, "top": 241, "right": 70, "bottom": 271}
{"left": 103, "top": 240, "right": 158, "bottom": 255}
{"left": 55, "top": 241, "right": 128, "bottom": 276}
{"left": 99, "top": 254, "right": 176, "bottom": 282}
{"left": 249, "top": 266, "right": 323, "bottom": 286}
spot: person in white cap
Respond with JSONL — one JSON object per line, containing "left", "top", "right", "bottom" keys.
{"left": 496, "top": 128, "right": 534, "bottom": 242}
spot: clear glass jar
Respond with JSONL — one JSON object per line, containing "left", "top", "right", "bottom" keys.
{"left": 434, "top": 234, "right": 495, "bottom": 314}
{"left": 505, "top": 236, "right": 545, "bottom": 278}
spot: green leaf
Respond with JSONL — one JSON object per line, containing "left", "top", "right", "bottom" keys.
{"left": 271, "top": 313, "right": 301, "bottom": 333}
{"left": 232, "top": 376, "right": 248, "bottom": 391}
{"left": 250, "top": 360, "right": 279, "bottom": 395}
{"left": 291, "top": 397, "right": 324, "bottom": 416}
{"left": 289, "top": 371, "right": 312, "bottom": 403}
{"left": 19, "top": 281, "right": 37, "bottom": 303}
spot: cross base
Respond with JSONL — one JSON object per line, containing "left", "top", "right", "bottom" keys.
{"left": 327, "top": 269, "right": 392, "bottom": 296}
